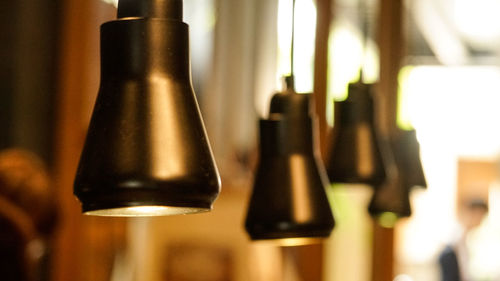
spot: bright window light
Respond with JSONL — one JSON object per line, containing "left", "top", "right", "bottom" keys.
{"left": 453, "top": 0, "right": 500, "bottom": 48}
{"left": 396, "top": 66, "right": 500, "bottom": 274}
{"left": 399, "top": 66, "right": 500, "bottom": 158}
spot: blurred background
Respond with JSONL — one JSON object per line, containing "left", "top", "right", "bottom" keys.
{"left": 2, "top": 0, "right": 500, "bottom": 280}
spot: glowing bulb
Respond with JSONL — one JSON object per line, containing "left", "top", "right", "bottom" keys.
{"left": 255, "top": 237, "right": 323, "bottom": 247}
{"left": 84, "top": 206, "right": 209, "bottom": 217}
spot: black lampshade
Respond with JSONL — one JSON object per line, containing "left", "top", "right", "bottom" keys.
{"left": 73, "top": 0, "right": 221, "bottom": 216}
{"left": 326, "top": 82, "right": 386, "bottom": 186}
{"left": 368, "top": 181, "right": 411, "bottom": 218}
{"left": 368, "top": 139, "right": 411, "bottom": 222}
{"left": 245, "top": 91, "right": 335, "bottom": 244}
{"left": 393, "top": 129, "right": 427, "bottom": 189}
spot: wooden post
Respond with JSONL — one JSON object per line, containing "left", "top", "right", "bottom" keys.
{"left": 51, "top": 1, "right": 94, "bottom": 280}
{"left": 283, "top": 245, "right": 325, "bottom": 281}
{"left": 372, "top": 0, "right": 405, "bottom": 280}
{"left": 376, "top": 0, "right": 404, "bottom": 137}
{"left": 52, "top": 1, "right": 122, "bottom": 281}
{"left": 314, "top": 0, "right": 333, "bottom": 159}
{"left": 371, "top": 222, "right": 395, "bottom": 281}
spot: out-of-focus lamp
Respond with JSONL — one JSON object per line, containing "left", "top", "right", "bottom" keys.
{"left": 245, "top": 90, "right": 335, "bottom": 245}
{"left": 73, "top": 0, "right": 221, "bottom": 216}
{"left": 393, "top": 129, "right": 427, "bottom": 189}
{"left": 368, "top": 180, "right": 412, "bottom": 227}
{"left": 368, "top": 129, "right": 425, "bottom": 226}
{"left": 368, "top": 139, "right": 412, "bottom": 227}
{"left": 326, "top": 82, "right": 386, "bottom": 186}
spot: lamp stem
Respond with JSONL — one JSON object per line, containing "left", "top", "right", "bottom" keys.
{"left": 358, "top": 0, "right": 369, "bottom": 83}
{"left": 117, "top": 0, "right": 183, "bottom": 20}
{"left": 286, "top": 0, "right": 297, "bottom": 91}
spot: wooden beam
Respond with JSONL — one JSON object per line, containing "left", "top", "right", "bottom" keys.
{"left": 371, "top": 222, "right": 395, "bottom": 281}
{"left": 52, "top": 1, "right": 119, "bottom": 281}
{"left": 377, "top": 0, "right": 404, "bottom": 136}
{"left": 305, "top": 0, "right": 333, "bottom": 280}
{"left": 314, "top": 0, "right": 333, "bottom": 159}
{"left": 283, "top": 244, "right": 324, "bottom": 281}
{"left": 372, "top": 0, "right": 405, "bottom": 280}
{"left": 51, "top": 0, "right": 93, "bottom": 280}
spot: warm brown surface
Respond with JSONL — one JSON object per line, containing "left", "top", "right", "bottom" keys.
{"left": 314, "top": 0, "right": 333, "bottom": 159}
{"left": 52, "top": 1, "right": 126, "bottom": 281}
{"left": 376, "top": 0, "right": 404, "bottom": 137}
{"left": 372, "top": 0, "right": 405, "bottom": 280}
{"left": 456, "top": 159, "right": 496, "bottom": 213}
{"left": 51, "top": 0, "right": 92, "bottom": 279}
{"left": 371, "top": 222, "right": 395, "bottom": 281}
{"left": 311, "top": 0, "right": 334, "bottom": 279}
{"left": 285, "top": 244, "right": 325, "bottom": 281}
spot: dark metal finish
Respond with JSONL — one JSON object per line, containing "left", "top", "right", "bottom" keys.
{"left": 73, "top": 0, "right": 220, "bottom": 215}
{"left": 368, "top": 129, "right": 425, "bottom": 220}
{"left": 245, "top": 92, "right": 335, "bottom": 240}
{"left": 368, "top": 137, "right": 411, "bottom": 219}
{"left": 118, "top": 0, "right": 183, "bottom": 20}
{"left": 368, "top": 178, "right": 412, "bottom": 219}
{"left": 326, "top": 82, "right": 386, "bottom": 186}
{"left": 393, "top": 129, "right": 427, "bottom": 189}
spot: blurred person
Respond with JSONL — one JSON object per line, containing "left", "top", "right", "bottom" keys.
{"left": 439, "top": 199, "right": 488, "bottom": 281}
{"left": 0, "top": 149, "right": 58, "bottom": 281}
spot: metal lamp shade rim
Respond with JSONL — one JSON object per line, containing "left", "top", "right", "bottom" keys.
{"left": 245, "top": 222, "right": 334, "bottom": 241}
{"left": 84, "top": 206, "right": 210, "bottom": 217}
{"left": 76, "top": 184, "right": 217, "bottom": 216}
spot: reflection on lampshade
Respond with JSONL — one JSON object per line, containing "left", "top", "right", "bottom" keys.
{"left": 326, "top": 82, "right": 386, "bottom": 186}
{"left": 245, "top": 91, "right": 335, "bottom": 242}
{"left": 393, "top": 129, "right": 427, "bottom": 189}
{"left": 368, "top": 139, "right": 411, "bottom": 226}
{"left": 73, "top": 0, "right": 221, "bottom": 216}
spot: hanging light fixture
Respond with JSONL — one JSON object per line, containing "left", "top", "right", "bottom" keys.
{"left": 326, "top": 0, "right": 386, "bottom": 187}
{"left": 73, "top": 0, "right": 221, "bottom": 216}
{"left": 368, "top": 180, "right": 411, "bottom": 227}
{"left": 393, "top": 129, "right": 427, "bottom": 189}
{"left": 326, "top": 82, "right": 386, "bottom": 186}
{"left": 245, "top": 89, "right": 335, "bottom": 244}
{"left": 367, "top": 134, "right": 412, "bottom": 226}
{"left": 367, "top": 129, "right": 425, "bottom": 226}
{"left": 245, "top": 0, "right": 334, "bottom": 245}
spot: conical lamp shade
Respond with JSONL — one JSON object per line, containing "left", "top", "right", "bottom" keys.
{"left": 327, "top": 82, "right": 386, "bottom": 186}
{"left": 368, "top": 138, "right": 411, "bottom": 223}
{"left": 393, "top": 129, "right": 427, "bottom": 189}
{"left": 368, "top": 179, "right": 411, "bottom": 221}
{"left": 245, "top": 92, "right": 335, "bottom": 244}
{"left": 74, "top": 0, "right": 220, "bottom": 216}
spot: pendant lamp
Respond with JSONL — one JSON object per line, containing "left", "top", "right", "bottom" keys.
{"left": 368, "top": 138, "right": 411, "bottom": 224}
{"left": 368, "top": 179, "right": 412, "bottom": 225}
{"left": 393, "top": 129, "right": 427, "bottom": 189}
{"left": 368, "top": 130, "right": 425, "bottom": 225}
{"left": 326, "top": 82, "right": 386, "bottom": 186}
{"left": 245, "top": 90, "right": 335, "bottom": 244}
{"left": 73, "top": 0, "right": 221, "bottom": 216}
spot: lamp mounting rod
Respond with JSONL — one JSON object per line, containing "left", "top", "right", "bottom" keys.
{"left": 117, "top": 0, "right": 183, "bottom": 20}
{"left": 358, "top": 0, "right": 369, "bottom": 82}
{"left": 287, "top": 0, "right": 297, "bottom": 91}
